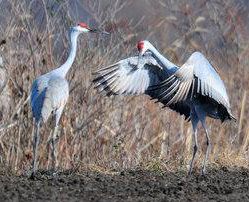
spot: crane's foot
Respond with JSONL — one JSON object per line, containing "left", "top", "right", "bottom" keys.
{"left": 29, "top": 171, "right": 42, "bottom": 180}
{"left": 29, "top": 169, "right": 58, "bottom": 180}
{"left": 29, "top": 172, "right": 36, "bottom": 180}
{"left": 51, "top": 168, "right": 58, "bottom": 177}
{"left": 51, "top": 159, "right": 58, "bottom": 177}
{"left": 201, "top": 166, "right": 206, "bottom": 176}
{"left": 188, "top": 168, "right": 192, "bottom": 176}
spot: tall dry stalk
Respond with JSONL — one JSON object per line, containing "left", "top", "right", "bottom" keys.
{"left": 237, "top": 91, "right": 247, "bottom": 144}
{"left": 0, "top": 0, "right": 248, "bottom": 173}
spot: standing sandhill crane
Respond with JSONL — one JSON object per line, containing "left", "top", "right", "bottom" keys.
{"left": 93, "top": 40, "right": 236, "bottom": 175}
{"left": 30, "top": 22, "right": 108, "bottom": 178}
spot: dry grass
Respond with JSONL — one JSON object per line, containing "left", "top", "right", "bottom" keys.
{"left": 0, "top": 0, "right": 248, "bottom": 175}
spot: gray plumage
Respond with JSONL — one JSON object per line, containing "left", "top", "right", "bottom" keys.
{"left": 152, "top": 51, "right": 235, "bottom": 122}
{"left": 150, "top": 51, "right": 236, "bottom": 175}
{"left": 31, "top": 73, "right": 69, "bottom": 124}
{"left": 30, "top": 22, "right": 108, "bottom": 178}
{"left": 93, "top": 53, "right": 167, "bottom": 96}
{"left": 93, "top": 40, "right": 236, "bottom": 175}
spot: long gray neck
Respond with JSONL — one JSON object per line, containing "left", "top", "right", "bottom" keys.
{"left": 149, "top": 45, "right": 177, "bottom": 71}
{"left": 56, "top": 30, "right": 80, "bottom": 77}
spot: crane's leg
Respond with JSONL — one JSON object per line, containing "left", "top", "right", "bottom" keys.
{"left": 51, "top": 108, "right": 63, "bottom": 174}
{"left": 51, "top": 125, "right": 59, "bottom": 172}
{"left": 188, "top": 112, "right": 199, "bottom": 175}
{"left": 195, "top": 105, "right": 209, "bottom": 175}
{"left": 31, "top": 121, "right": 41, "bottom": 179}
{"left": 200, "top": 120, "right": 210, "bottom": 175}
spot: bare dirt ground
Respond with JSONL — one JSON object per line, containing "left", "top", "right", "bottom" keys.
{"left": 0, "top": 166, "right": 249, "bottom": 202}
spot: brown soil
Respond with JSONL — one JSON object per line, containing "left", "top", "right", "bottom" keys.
{"left": 0, "top": 167, "right": 249, "bottom": 202}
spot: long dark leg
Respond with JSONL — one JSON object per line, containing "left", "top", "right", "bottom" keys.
{"left": 51, "top": 109, "right": 63, "bottom": 174}
{"left": 51, "top": 125, "right": 59, "bottom": 172}
{"left": 195, "top": 105, "right": 209, "bottom": 175}
{"left": 201, "top": 123, "right": 210, "bottom": 175}
{"left": 31, "top": 121, "right": 40, "bottom": 178}
{"left": 188, "top": 112, "right": 199, "bottom": 175}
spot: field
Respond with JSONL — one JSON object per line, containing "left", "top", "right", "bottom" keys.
{"left": 0, "top": 0, "right": 249, "bottom": 201}
{"left": 1, "top": 166, "right": 249, "bottom": 201}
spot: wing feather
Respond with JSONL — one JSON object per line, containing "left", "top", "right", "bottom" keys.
{"left": 93, "top": 54, "right": 168, "bottom": 96}
{"left": 191, "top": 52, "right": 230, "bottom": 108}
{"left": 151, "top": 51, "right": 231, "bottom": 111}
{"left": 93, "top": 52, "right": 193, "bottom": 120}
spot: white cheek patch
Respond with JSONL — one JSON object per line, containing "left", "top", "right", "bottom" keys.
{"left": 78, "top": 26, "right": 90, "bottom": 32}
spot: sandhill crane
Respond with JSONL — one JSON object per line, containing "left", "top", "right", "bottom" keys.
{"left": 30, "top": 22, "right": 108, "bottom": 178}
{"left": 93, "top": 40, "right": 236, "bottom": 175}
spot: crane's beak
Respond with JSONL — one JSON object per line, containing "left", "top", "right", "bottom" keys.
{"left": 89, "top": 28, "right": 109, "bottom": 35}
{"left": 139, "top": 47, "right": 147, "bottom": 56}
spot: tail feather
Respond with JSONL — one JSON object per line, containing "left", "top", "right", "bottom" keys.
{"left": 230, "top": 113, "right": 237, "bottom": 124}
{"left": 222, "top": 112, "right": 237, "bottom": 126}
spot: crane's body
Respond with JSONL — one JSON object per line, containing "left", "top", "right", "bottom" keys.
{"left": 150, "top": 51, "right": 234, "bottom": 121}
{"left": 31, "top": 25, "right": 81, "bottom": 122}
{"left": 93, "top": 40, "right": 236, "bottom": 175}
{"left": 31, "top": 73, "right": 69, "bottom": 124}
{"left": 30, "top": 22, "right": 107, "bottom": 178}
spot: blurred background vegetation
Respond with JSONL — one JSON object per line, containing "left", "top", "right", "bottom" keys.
{"left": 0, "top": 0, "right": 248, "bottom": 174}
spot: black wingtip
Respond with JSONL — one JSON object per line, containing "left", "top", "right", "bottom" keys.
{"left": 147, "top": 77, "right": 175, "bottom": 92}
{"left": 147, "top": 83, "right": 166, "bottom": 91}
{"left": 92, "top": 72, "right": 98, "bottom": 75}
{"left": 92, "top": 78, "right": 98, "bottom": 84}
{"left": 230, "top": 115, "right": 237, "bottom": 124}
{"left": 92, "top": 76, "right": 104, "bottom": 84}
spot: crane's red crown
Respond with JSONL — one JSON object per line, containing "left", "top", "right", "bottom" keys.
{"left": 77, "top": 22, "right": 90, "bottom": 29}
{"left": 137, "top": 41, "right": 144, "bottom": 52}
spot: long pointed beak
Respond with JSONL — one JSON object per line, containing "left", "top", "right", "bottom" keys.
{"left": 90, "top": 28, "right": 109, "bottom": 35}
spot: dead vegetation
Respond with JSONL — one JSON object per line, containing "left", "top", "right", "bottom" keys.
{"left": 0, "top": 0, "right": 248, "bottom": 175}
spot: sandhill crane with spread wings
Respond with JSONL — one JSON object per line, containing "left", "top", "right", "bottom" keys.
{"left": 30, "top": 22, "right": 108, "bottom": 178}
{"left": 93, "top": 40, "right": 236, "bottom": 175}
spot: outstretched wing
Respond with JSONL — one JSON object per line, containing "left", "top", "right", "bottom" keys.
{"left": 93, "top": 53, "right": 192, "bottom": 119}
{"left": 93, "top": 53, "right": 169, "bottom": 96}
{"left": 151, "top": 52, "right": 230, "bottom": 110}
